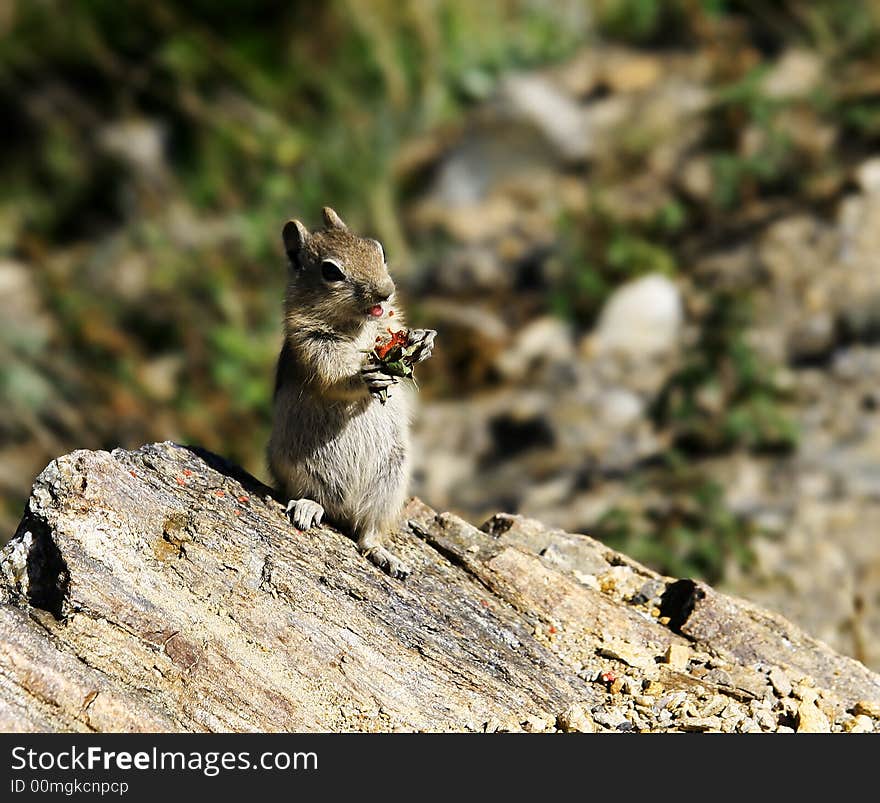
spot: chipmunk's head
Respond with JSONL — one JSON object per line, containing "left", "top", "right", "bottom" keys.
{"left": 282, "top": 207, "right": 395, "bottom": 328}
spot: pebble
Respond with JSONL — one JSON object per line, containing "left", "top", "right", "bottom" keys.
{"left": 702, "top": 695, "right": 728, "bottom": 717}
{"left": 796, "top": 700, "right": 831, "bottom": 733}
{"left": 679, "top": 716, "right": 722, "bottom": 732}
{"left": 780, "top": 697, "right": 798, "bottom": 719}
{"left": 761, "top": 48, "right": 822, "bottom": 99}
{"left": 755, "top": 710, "right": 779, "bottom": 732}
{"left": 599, "top": 640, "right": 653, "bottom": 670}
{"left": 556, "top": 704, "right": 596, "bottom": 733}
{"left": 845, "top": 715, "right": 874, "bottom": 734}
{"left": 662, "top": 644, "right": 691, "bottom": 671}
{"left": 853, "top": 699, "right": 880, "bottom": 718}
{"left": 720, "top": 703, "right": 743, "bottom": 720}
{"left": 792, "top": 682, "right": 819, "bottom": 704}
{"left": 768, "top": 666, "right": 793, "bottom": 697}
{"left": 521, "top": 715, "right": 550, "bottom": 733}
{"left": 856, "top": 157, "right": 880, "bottom": 195}
{"left": 592, "top": 708, "right": 629, "bottom": 729}
{"left": 494, "top": 316, "right": 576, "bottom": 382}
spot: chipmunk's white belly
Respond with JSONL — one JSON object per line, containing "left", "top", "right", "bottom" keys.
{"left": 274, "top": 388, "right": 411, "bottom": 534}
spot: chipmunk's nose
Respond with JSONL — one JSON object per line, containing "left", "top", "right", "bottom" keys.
{"left": 375, "top": 280, "right": 395, "bottom": 302}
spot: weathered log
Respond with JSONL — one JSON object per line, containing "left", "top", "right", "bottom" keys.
{"left": 1, "top": 442, "right": 878, "bottom": 733}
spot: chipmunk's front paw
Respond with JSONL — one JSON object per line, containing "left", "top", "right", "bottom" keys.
{"left": 286, "top": 498, "right": 324, "bottom": 530}
{"left": 407, "top": 329, "right": 437, "bottom": 364}
{"left": 361, "top": 362, "right": 397, "bottom": 402}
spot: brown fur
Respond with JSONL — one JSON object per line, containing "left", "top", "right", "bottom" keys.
{"left": 268, "top": 207, "right": 415, "bottom": 577}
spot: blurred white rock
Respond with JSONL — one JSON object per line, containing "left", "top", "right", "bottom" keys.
{"left": 598, "top": 388, "right": 644, "bottom": 428}
{"left": 593, "top": 274, "right": 683, "bottom": 358}
{"left": 495, "top": 316, "right": 575, "bottom": 382}
{"left": 497, "top": 73, "right": 593, "bottom": 163}
{"left": 761, "top": 48, "right": 822, "bottom": 99}
{"left": 856, "top": 157, "right": 880, "bottom": 195}
{"left": 98, "top": 118, "right": 168, "bottom": 179}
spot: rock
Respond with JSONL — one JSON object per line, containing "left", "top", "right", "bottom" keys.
{"left": 845, "top": 715, "right": 874, "bottom": 733}
{"left": 768, "top": 666, "right": 793, "bottom": 698}
{"left": 680, "top": 154, "right": 715, "bottom": 201}
{"left": 787, "top": 314, "right": 836, "bottom": 363}
{"left": 796, "top": 700, "right": 831, "bottom": 733}
{"left": 593, "top": 274, "right": 683, "bottom": 359}
{"left": 597, "top": 388, "right": 645, "bottom": 428}
{"left": 417, "top": 300, "right": 509, "bottom": 390}
{"left": 426, "top": 245, "right": 515, "bottom": 293}
{"left": 2, "top": 443, "right": 879, "bottom": 732}
{"left": 0, "top": 259, "right": 53, "bottom": 347}
{"left": 137, "top": 355, "right": 184, "bottom": 404}
{"left": 680, "top": 716, "right": 722, "bottom": 732}
{"left": 855, "top": 158, "right": 880, "bottom": 195}
{"left": 853, "top": 699, "right": 880, "bottom": 718}
{"left": 599, "top": 639, "right": 653, "bottom": 671}
{"left": 496, "top": 73, "right": 592, "bottom": 163}
{"left": 663, "top": 644, "right": 692, "bottom": 671}
{"left": 520, "top": 714, "right": 552, "bottom": 732}
{"left": 604, "top": 53, "right": 662, "bottom": 93}
{"left": 98, "top": 118, "right": 168, "bottom": 180}
{"left": 0, "top": 258, "right": 58, "bottom": 426}
{"left": 755, "top": 709, "right": 779, "bottom": 732}
{"left": 556, "top": 703, "right": 597, "bottom": 733}
{"left": 591, "top": 707, "right": 629, "bottom": 730}
{"left": 761, "top": 49, "right": 823, "bottom": 99}
{"left": 494, "top": 316, "right": 576, "bottom": 383}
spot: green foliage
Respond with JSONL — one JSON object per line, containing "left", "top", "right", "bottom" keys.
{"left": 595, "top": 0, "right": 693, "bottom": 45}
{"left": 592, "top": 465, "right": 757, "bottom": 582}
{"left": 652, "top": 292, "right": 798, "bottom": 454}
{"left": 704, "top": 67, "right": 801, "bottom": 210}
{"left": 551, "top": 206, "right": 680, "bottom": 326}
{"left": 0, "top": 1, "right": 589, "bottom": 480}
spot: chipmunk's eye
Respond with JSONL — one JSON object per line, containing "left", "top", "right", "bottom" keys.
{"left": 320, "top": 260, "right": 345, "bottom": 283}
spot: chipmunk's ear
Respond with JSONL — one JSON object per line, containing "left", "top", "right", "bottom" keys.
{"left": 322, "top": 206, "right": 347, "bottom": 230}
{"left": 282, "top": 219, "right": 309, "bottom": 267}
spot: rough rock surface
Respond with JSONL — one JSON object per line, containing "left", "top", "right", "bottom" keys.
{"left": 1, "top": 443, "right": 878, "bottom": 733}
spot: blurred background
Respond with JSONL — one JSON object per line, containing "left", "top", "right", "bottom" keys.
{"left": 1, "top": 0, "right": 879, "bottom": 668}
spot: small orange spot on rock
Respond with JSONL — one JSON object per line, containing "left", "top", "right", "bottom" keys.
{"left": 183, "top": 469, "right": 192, "bottom": 477}
{"left": 238, "top": 495, "right": 249, "bottom": 503}
{"left": 176, "top": 477, "right": 186, "bottom": 486}
{"left": 129, "top": 471, "right": 137, "bottom": 478}
{"left": 214, "top": 490, "right": 225, "bottom": 497}
{"left": 479, "top": 599, "right": 490, "bottom": 608}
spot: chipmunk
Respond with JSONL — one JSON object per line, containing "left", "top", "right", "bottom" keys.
{"left": 267, "top": 207, "right": 435, "bottom": 578}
